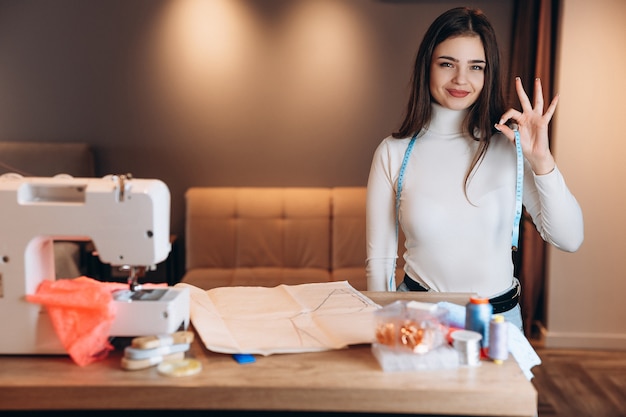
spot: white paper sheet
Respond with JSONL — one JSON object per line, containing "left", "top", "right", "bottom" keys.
{"left": 175, "top": 281, "right": 381, "bottom": 355}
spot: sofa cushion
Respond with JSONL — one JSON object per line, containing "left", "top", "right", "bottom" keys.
{"left": 185, "top": 187, "right": 332, "bottom": 289}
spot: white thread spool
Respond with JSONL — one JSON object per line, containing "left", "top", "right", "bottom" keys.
{"left": 451, "top": 330, "right": 482, "bottom": 366}
{"left": 488, "top": 315, "right": 508, "bottom": 364}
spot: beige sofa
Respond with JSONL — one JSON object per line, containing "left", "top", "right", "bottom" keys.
{"left": 181, "top": 187, "right": 404, "bottom": 291}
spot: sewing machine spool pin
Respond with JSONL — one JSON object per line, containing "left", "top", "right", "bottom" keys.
{"left": 109, "top": 173, "right": 133, "bottom": 203}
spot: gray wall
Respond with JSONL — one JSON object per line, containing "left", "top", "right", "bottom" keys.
{"left": 0, "top": 0, "right": 513, "bottom": 237}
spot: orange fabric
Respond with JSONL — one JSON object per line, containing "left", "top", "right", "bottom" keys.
{"left": 27, "top": 277, "right": 169, "bottom": 366}
{"left": 26, "top": 277, "right": 116, "bottom": 366}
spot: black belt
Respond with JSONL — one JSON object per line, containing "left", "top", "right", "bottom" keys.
{"left": 402, "top": 275, "right": 520, "bottom": 314}
{"left": 488, "top": 281, "right": 521, "bottom": 314}
{"left": 402, "top": 275, "right": 429, "bottom": 292}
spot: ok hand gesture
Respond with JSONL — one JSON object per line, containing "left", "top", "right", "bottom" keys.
{"left": 495, "top": 77, "right": 558, "bottom": 175}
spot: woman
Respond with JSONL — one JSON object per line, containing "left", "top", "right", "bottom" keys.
{"left": 365, "top": 7, "right": 583, "bottom": 328}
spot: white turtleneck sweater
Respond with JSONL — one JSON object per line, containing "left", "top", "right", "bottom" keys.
{"left": 366, "top": 104, "right": 584, "bottom": 296}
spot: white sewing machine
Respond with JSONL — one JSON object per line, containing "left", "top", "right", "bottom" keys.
{"left": 0, "top": 174, "right": 189, "bottom": 354}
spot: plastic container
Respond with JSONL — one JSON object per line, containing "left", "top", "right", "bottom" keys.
{"left": 374, "top": 300, "right": 449, "bottom": 353}
{"left": 372, "top": 301, "right": 457, "bottom": 371}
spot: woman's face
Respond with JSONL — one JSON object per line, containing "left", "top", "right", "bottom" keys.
{"left": 429, "top": 35, "right": 486, "bottom": 110}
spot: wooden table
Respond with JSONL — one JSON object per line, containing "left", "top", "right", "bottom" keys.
{"left": 0, "top": 292, "right": 537, "bottom": 416}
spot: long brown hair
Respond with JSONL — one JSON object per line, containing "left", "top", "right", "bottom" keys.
{"left": 394, "top": 7, "right": 506, "bottom": 194}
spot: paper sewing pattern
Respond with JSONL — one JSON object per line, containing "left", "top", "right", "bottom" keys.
{"left": 176, "top": 281, "right": 380, "bottom": 355}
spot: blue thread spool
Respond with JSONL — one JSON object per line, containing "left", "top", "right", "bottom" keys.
{"left": 488, "top": 315, "right": 508, "bottom": 364}
{"left": 465, "top": 296, "right": 492, "bottom": 348}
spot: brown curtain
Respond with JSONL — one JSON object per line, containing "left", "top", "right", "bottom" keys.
{"left": 507, "top": 0, "right": 561, "bottom": 337}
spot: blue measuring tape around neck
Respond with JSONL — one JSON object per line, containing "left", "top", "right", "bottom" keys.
{"left": 390, "top": 129, "right": 524, "bottom": 291}
{"left": 390, "top": 133, "right": 417, "bottom": 291}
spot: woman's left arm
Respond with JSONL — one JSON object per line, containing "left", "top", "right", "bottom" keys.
{"left": 521, "top": 164, "right": 584, "bottom": 252}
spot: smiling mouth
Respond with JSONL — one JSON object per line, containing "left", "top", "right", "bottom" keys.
{"left": 447, "top": 89, "right": 470, "bottom": 98}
